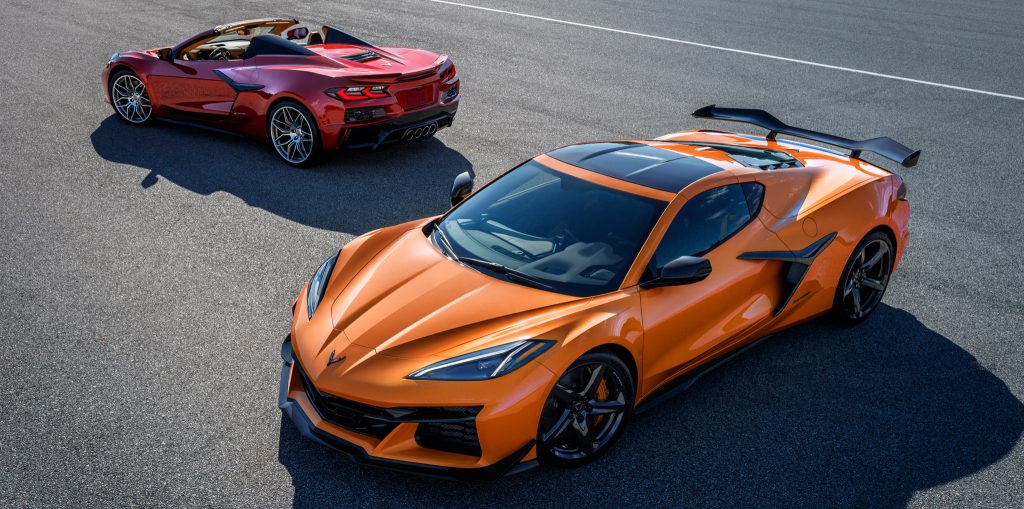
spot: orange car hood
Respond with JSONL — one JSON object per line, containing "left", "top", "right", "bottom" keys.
{"left": 327, "top": 228, "right": 582, "bottom": 358}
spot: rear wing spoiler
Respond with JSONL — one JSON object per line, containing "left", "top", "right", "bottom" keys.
{"left": 692, "top": 105, "right": 920, "bottom": 168}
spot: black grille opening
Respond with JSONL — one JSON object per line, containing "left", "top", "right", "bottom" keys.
{"left": 296, "top": 363, "right": 399, "bottom": 439}
{"left": 416, "top": 420, "right": 482, "bottom": 457}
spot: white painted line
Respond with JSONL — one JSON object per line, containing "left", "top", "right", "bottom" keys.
{"left": 429, "top": 0, "right": 1024, "bottom": 102}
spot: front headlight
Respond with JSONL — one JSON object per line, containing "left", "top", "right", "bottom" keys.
{"left": 306, "top": 252, "right": 339, "bottom": 318}
{"left": 407, "top": 340, "right": 555, "bottom": 381}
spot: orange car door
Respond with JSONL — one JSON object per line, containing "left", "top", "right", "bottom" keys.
{"left": 637, "top": 182, "right": 784, "bottom": 396}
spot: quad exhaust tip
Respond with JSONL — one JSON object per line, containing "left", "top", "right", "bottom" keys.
{"left": 402, "top": 123, "right": 438, "bottom": 141}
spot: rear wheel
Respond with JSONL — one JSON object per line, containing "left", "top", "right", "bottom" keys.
{"left": 832, "top": 231, "right": 894, "bottom": 324}
{"left": 110, "top": 70, "right": 154, "bottom": 125}
{"left": 268, "top": 101, "right": 322, "bottom": 167}
{"left": 537, "top": 351, "right": 633, "bottom": 468}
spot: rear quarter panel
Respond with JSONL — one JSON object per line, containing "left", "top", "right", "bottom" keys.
{"left": 754, "top": 163, "right": 903, "bottom": 331}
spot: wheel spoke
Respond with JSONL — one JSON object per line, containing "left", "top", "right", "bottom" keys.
{"left": 541, "top": 408, "right": 572, "bottom": 443}
{"left": 862, "top": 244, "right": 889, "bottom": 270}
{"left": 850, "top": 287, "right": 862, "bottom": 315}
{"left": 854, "top": 249, "right": 865, "bottom": 269}
{"left": 572, "top": 418, "right": 594, "bottom": 454}
{"left": 588, "top": 399, "right": 625, "bottom": 416}
{"left": 581, "top": 364, "right": 606, "bottom": 398}
{"left": 861, "top": 277, "right": 886, "bottom": 291}
{"left": 551, "top": 383, "right": 575, "bottom": 404}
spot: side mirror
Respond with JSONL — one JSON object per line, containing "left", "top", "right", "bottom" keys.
{"left": 158, "top": 48, "right": 173, "bottom": 62}
{"left": 286, "top": 27, "right": 309, "bottom": 40}
{"left": 641, "top": 256, "right": 712, "bottom": 288}
{"left": 450, "top": 171, "right": 473, "bottom": 207}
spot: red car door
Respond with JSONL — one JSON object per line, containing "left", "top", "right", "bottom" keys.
{"left": 147, "top": 59, "right": 240, "bottom": 120}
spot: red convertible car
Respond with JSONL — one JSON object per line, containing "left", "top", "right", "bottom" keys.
{"left": 102, "top": 18, "right": 460, "bottom": 166}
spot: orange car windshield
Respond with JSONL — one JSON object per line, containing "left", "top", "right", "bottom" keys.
{"left": 434, "top": 161, "right": 667, "bottom": 296}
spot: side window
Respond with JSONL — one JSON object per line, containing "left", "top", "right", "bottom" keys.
{"left": 650, "top": 183, "right": 763, "bottom": 271}
{"left": 740, "top": 182, "right": 765, "bottom": 216}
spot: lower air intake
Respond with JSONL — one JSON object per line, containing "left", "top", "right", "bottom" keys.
{"left": 416, "top": 420, "right": 482, "bottom": 457}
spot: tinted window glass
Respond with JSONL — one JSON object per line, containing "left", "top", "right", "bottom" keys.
{"left": 651, "top": 184, "right": 754, "bottom": 270}
{"left": 435, "top": 161, "right": 667, "bottom": 297}
{"left": 741, "top": 182, "right": 765, "bottom": 216}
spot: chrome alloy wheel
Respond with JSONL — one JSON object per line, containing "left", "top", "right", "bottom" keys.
{"left": 539, "top": 361, "right": 628, "bottom": 462}
{"left": 111, "top": 74, "right": 152, "bottom": 124}
{"left": 270, "top": 106, "right": 315, "bottom": 164}
{"left": 840, "top": 237, "right": 892, "bottom": 320}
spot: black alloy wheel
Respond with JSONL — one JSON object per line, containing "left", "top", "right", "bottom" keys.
{"left": 833, "top": 231, "right": 894, "bottom": 324}
{"left": 537, "top": 351, "right": 634, "bottom": 467}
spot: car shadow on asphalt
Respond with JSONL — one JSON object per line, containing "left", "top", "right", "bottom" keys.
{"left": 90, "top": 115, "right": 474, "bottom": 234}
{"left": 275, "top": 305, "right": 1024, "bottom": 507}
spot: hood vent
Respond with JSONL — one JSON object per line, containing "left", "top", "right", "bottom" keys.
{"left": 342, "top": 50, "right": 382, "bottom": 63}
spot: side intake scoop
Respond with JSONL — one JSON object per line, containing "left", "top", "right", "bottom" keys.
{"left": 738, "top": 232, "right": 837, "bottom": 316}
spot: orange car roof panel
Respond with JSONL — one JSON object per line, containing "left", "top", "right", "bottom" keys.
{"left": 534, "top": 155, "right": 676, "bottom": 202}
{"left": 545, "top": 141, "right": 724, "bottom": 193}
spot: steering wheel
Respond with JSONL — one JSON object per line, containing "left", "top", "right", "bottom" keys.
{"left": 207, "top": 47, "right": 230, "bottom": 61}
{"left": 550, "top": 222, "right": 581, "bottom": 251}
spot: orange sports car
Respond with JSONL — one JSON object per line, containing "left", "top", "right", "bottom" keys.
{"left": 278, "top": 106, "right": 918, "bottom": 479}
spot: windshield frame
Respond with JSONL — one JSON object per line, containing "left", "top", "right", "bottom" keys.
{"left": 432, "top": 157, "right": 672, "bottom": 297}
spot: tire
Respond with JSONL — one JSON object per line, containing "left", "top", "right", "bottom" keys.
{"left": 536, "top": 351, "right": 634, "bottom": 468}
{"left": 831, "top": 231, "right": 894, "bottom": 324}
{"left": 109, "top": 69, "right": 155, "bottom": 125}
{"left": 267, "top": 100, "right": 323, "bottom": 167}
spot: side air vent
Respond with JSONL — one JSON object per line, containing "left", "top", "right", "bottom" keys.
{"left": 343, "top": 50, "right": 382, "bottom": 62}
{"left": 758, "top": 160, "right": 802, "bottom": 170}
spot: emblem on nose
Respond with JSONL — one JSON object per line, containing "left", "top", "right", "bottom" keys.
{"left": 327, "top": 350, "right": 346, "bottom": 367}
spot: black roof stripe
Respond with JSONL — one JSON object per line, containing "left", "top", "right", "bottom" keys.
{"left": 547, "top": 142, "right": 723, "bottom": 193}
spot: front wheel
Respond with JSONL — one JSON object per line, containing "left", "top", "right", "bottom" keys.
{"left": 831, "top": 231, "right": 894, "bottom": 324}
{"left": 110, "top": 70, "right": 154, "bottom": 125}
{"left": 268, "top": 101, "right": 322, "bottom": 167}
{"left": 536, "top": 351, "right": 634, "bottom": 468}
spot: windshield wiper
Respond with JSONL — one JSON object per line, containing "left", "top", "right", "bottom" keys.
{"left": 432, "top": 222, "right": 459, "bottom": 261}
{"left": 458, "top": 257, "right": 555, "bottom": 291}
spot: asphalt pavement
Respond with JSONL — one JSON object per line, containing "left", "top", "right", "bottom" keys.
{"left": 1, "top": 0, "right": 1023, "bottom": 507}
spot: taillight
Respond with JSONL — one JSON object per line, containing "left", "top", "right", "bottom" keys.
{"left": 325, "top": 85, "right": 389, "bottom": 101}
{"left": 441, "top": 63, "right": 457, "bottom": 82}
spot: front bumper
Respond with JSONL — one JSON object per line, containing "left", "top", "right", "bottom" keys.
{"left": 277, "top": 336, "right": 539, "bottom": 480}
